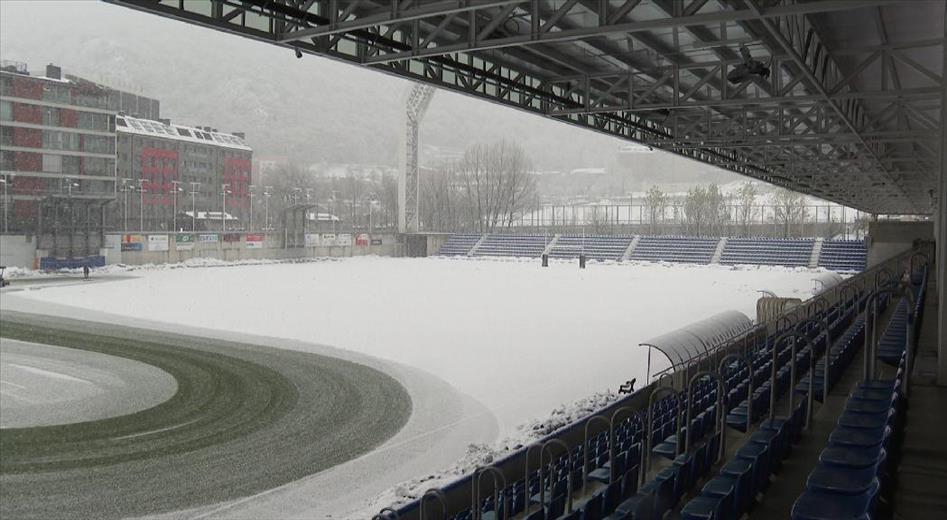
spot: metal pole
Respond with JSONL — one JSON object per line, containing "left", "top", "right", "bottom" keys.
{"left": 123, "top": 185, "right": 128, "bottom": 232}
{"left": 264, "top": 186, "right": 272, "bottom": 231}
{"left": 221, "top": 183, "right": 230, "bottom": 232}
{"left": 172, "top": 180, "right": 180, "bottom": 232}
{"left": 249, "top": 185, "right": 255, "bottom": 232}
{"left": 3, "top": 176, "right": 7, "bottom": 233}
{"left": 138, "top": 179, "right": 145, "bottom": 232}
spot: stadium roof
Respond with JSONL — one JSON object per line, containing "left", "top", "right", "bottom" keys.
{"left": 117, "top": 115, "right": 251, "bottom": 151}
{"left": 105, "top": 0, "right": 943, "bottom": 214}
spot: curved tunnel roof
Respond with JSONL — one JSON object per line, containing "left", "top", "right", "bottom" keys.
{"left": 640, "top": 310, "right": 753, "bottom": 371}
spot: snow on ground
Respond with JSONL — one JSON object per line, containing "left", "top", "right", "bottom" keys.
{"left": 6, "top": 256, "right": 822, "bottom": 517}
{"left": 12, "top": 256, "right": 818, "bottom": 435}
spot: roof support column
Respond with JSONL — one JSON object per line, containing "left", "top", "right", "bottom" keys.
{"left": 938, "top": 7, "right": 947, "bottom": 386}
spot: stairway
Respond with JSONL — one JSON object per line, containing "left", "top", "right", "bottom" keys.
{"left": 808, "top": 238, "right": 824, "bottom": 268}
{"left": 621, "top": 235, "right": 640, "bottom": 261}
{"left": 711, "top": 237, "right": 727, "bottom": 264}
{"left": 466, "top": 234, "right": 487, "bottom": 256}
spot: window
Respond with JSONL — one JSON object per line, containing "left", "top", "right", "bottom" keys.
{"left": 0, "top": 100, "right": 11, "bottom": 121}
{"left": 78, "top": 112, "right": 109, "bottom": 131}
{"left": 43, "top": 106, "right": 60, "bottom": 126}
{"left": 62, "top": 155, "right": 80, "bottom": 174}
{"left": 0, "top": 126, "right": 11, "bottom": 146}
{"left": 43, "top": 154, "right": 62, "bottom": 173}
{"left": 84, "top": 135, "right": 114, "bottom": 154}
{"left": 1, "top": 151, "right": 14, "bottom": 170}
{"left": 42, "top": 130, "right": 79, "bottom": 150}
{"left": 84, "top": 157, "right": 112, "bottom": 176}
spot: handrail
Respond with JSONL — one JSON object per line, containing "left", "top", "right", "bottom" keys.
{"left": 374, "top": 507, "right": 400, "bottom": 520}
{"left": 684, "top": 370, "right": 725, "bottom": 456}
{"left": 582, "top": 415, "right": 611, "bottom": 492}
{"left": 420, "top": 489, "right": 449, "bottom": 520}
{"left": 540, "top": 439, "right": 573, "bottom": 514}
{"left": 717, "top": 353, "right": 752, "bottom": 459}
{"left": 609, "top": 406, "right": 642, "bottom": 483}
{"left": 472, "top": 466, "right": 507, "bottom": 520}
{"left": 640, "top": 385, "right": 680, "bottom": 485}
{"left": 771, "top": 331, "right": 816, "bottom": 429}
{"left": 862, "top": 282, "right": 916, "bottom": 396}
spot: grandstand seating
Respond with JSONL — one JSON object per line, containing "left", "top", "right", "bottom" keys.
{"left": 548, "top": 235, "right": 633, "bottom": 261}
{"left": 629, "top": 236, "right": 718, "bottom": 264}
{"left": 472, "top": 235, "right": 551, "bottom": 258}
{"left": 790, "top": 275, "right": 924, "bottom": 520}
{"left": 719, "top": 238, "right": 815, "bottom": 267}
{"left": 818, "top": 240, "right": 869, "bottom": 272}
{"left": 384, "top": 258, "right": 929, "bottom": 520}
{"left": 435, "top": 234, "right": 482, "bottom": 256}
{"left": 434, "top": 233, "right": 868, "bottom": 272}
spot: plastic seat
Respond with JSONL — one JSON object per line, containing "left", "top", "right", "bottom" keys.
{"left": 720, "top": 459, "right": 754, "bottom": 514}
{"left": 606, "top": 489, "right": 655, "bottom": 520}
{"left": 680, "top": 495, "right": 723, "bottom": 520}
{"left": 701, "top": 476, "right": 737, "bottom": 518}
{"left": 806, "top": 466, "right": 880, "bottom": 496}
{"left": 828, "top": 426, "right": 890, "bottom": 449}
{"left": 836, "top": 410, "right": 890, "bottom": 430}
{"left": 819, "top": 446, "right": 886, "bottom": 470}
{"left": 736, "top": 442, "right": 770, "bottom": 493}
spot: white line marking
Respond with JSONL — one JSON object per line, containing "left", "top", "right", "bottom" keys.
{"left": 111, "top": 418, "right": 199, "bottom": 441}
{"left": 8, "top": 363, "right": 92, "bottom": 384}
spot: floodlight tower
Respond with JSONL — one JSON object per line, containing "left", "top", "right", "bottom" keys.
{"left": 399, "top": 83, "right": 435, "bottom": 233}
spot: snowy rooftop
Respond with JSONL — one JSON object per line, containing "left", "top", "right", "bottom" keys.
{"left": 117, "top": 116, "right": 250, "bottom": 152}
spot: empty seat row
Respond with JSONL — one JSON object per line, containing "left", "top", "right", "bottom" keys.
{"left": 436, "top": 234, "right": 482, "bottom": 256}
{"left": 630, "top": 236, "right": 718, "bottom": 264}
{"left": 818, "top": 240, "right": 868, "bottom": 272}
{"left": 720, "top": 238, "right": 814, "bottom": 267}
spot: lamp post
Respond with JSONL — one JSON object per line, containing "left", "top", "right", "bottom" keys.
{"left": 221, "top": 183, "right": 231, "bottom": 232}
{"left": 264, "top": 186, "right": 272, "bottom": 231}
{"left": 331, "top": 190, "right": 339, "bottom": 234}
{"left": 1, "top": 175, "right": 9, "bottom": 233}
{"left": 121, "top": 178, "right": 131, "bottom": 232}
{"left": 189, "top": 182, "right": 200, "bottom": 232}
{"left": 249, "top": 184, "right": 256, "bottom": 232}
{"left": 171, "top": 180, "right": 182, "bottom": 232}
{"left": 137, "top": 179, "right": 146, "bottom": 232}
{"left": 367, "top": 192, "right": 377, "bottom": 233}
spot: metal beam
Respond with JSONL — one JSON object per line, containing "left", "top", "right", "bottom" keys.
{"left": 362, "top": 0, "right": 902, "bottom": 64}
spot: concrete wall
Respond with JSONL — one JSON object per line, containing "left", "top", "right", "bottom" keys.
{"left": 867, "top": 221, "right": 935, "bottom": 267}
{"left": 0, "top": 235, "right": 37, "bottom": 268}
{"left": 0, "top": 233, "right": 404, "bottom": 269}
{"left": 111, "top": 232, "right": 403, "bottom": 265}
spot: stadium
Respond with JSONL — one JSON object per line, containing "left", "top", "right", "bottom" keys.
{"left": 0, "top": 2, "right": 945, "bottom": 520}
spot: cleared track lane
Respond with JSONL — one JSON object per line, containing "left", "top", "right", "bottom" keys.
{"left": 0, "top": 310, "right": 412, "bottom": 520}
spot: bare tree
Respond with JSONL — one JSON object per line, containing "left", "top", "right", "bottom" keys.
{"left": 456, "top": 140, "right": 536, "bottom": 232}
{"left": 773, "top": 188, "right": 807, "bottom": 237}
{"left": 684, "top": 186, "right": 707, "bottom": 236}
{"left": 737, "top": 181, "right": 757, "bottom": 237}
{"left": 645, "top": 185, "right": 668, "bottom": 234}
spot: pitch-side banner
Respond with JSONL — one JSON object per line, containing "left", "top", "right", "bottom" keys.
{"left": 121, "top": 234, "right": 144, "bottom": 252}
{"left": 148, "top": 234, "right": 169, "bottom": 252}
{"left": 175, "top": 234, "right": 195, "bottom": 250}
{"left": 246, "top": 234, "right": 264, "bottom": 249}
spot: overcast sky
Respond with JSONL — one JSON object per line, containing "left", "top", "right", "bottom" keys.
{"left": 0, "top": 0, "right": 744, "bottom": 185}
